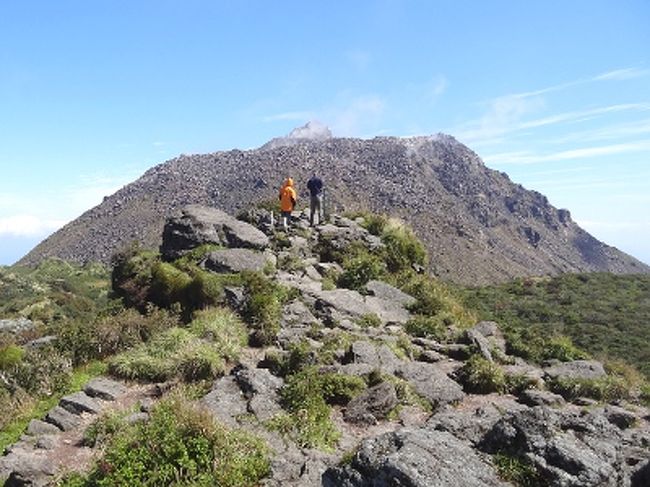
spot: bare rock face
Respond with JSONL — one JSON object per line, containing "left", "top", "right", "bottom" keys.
{"left": 160, "top": 205, "right": 269, "bottom": 260}
{"left": 323, "top": 429, "right": 509, "bottom": 487}
{"left": 20, "top": 134, "right": 649, "bottom": 284}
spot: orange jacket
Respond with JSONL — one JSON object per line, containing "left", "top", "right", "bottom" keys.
{"left": 279, "top": 178, "right": 297, "bottom": 212}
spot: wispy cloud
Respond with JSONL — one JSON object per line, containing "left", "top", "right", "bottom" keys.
{"left": 593, "top": 67, "right": 650, "bottom": 81}
{"left": 329, "top": 95, "right": 386, "bottom": 136}
{"left": 549, "top": 118, "right": 650, "bottom": 144}
{"left": 484, "top": 140, "right": 650, "bottom": 165}
{"left": 0, "top": 215, "right": 67, "bottom": 237}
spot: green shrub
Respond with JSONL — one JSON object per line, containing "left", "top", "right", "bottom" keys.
{"left": 404, "top": 315, "right": 449, "bottom": 341}
{"left": 111, "top": 246, "right": 158, "bottom": 311}
{"left": 394, "top": 271, "right": 475, "bottom": 328}
{"left": 241, "top": 271, "right": 289, "bottom": 346}
{"left": 543, "top": 335, "right": 590, "bottom": 361}
{"left": 380, "top": 220, "right": 427, "bottom": 273}
{"left": 149, "top": 262, "right": 193, "bottom": 309}
{"left": 338, "top": 252, "right": 386, "bottom": 290}
{"left": 356, "top": 313, "right": 382, "bottom": 328}
{"left": 63, "top": 395, "right": 270, "bottom": 486}
{"left": 0, "top": 344, "right": 24, "bottom": 370}
{"left": 547, "top": 375, "right": 630, "bottom": 402}
{"left": 320, "top": 373, "right": 366, "bottom": 405}
{"left": 492, "top": 452, "right": 543, "bottom": 486}
{"left": 83, "top": 411, "right": 125, "bottom": 447}
{"left": 190, "top": 307, "right": 247, "bottom": 362}
{"left": 8, "top": 347, "right": 72, "bottom": 396}
{"left": 505, "top": 373, "right": 540, "bottom": 395}
{"left": 457, "top": 355, "right": 506, "bottom": 394}
{"left": 272, "top": 367, "right": 341, "bottom": 450}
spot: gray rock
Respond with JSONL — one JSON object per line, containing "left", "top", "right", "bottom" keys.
{"left": 160, "top": 205, "right": 270, "bottom": 260}
{"left": 519, "top": 389, "right": 566, "bottom": 407}
{"left": 25, "top": 419, "right": 60, "bottom": 437}
{"left": 2, "top": 453, "right": 57, "bottom": 487}
{"left": 465, "top": 328, "right": 493, "bottom": 362}
{"left": 345, "top": 341, "right": 400, "bottom": 375}
{"left": 323, "top": 429, "right": 508, "bottom": 486}
{"left": 428, "top": 397, "right": 527, "bottom": 445}
{"left": 344, "top": 382, "right": 398, "bottom": 424}
{"left": 544, "top": 359, "right": 606, "bottom": 381}
{"left": 418, "top": 349, "right": 445, "bottom": 362}
{"left": 60, "top": 391, "right": 102, "bottom": 415}
{"left": 365, "top": 280, "right": 416, "bottom": 306}
{"left": 202, "top": 248, "right": 272, "bottom": 273}
{"left": 224, "top": 286, "right": 246, "bottom": 311}
{"left": 397, "top": 362, "right": 465, "bottom": 408}
{"left": 632, "top": 460, "right": 650, "bottom": 487}
{"left": 364, "top": 295, "right": 411, "bottom": 325}
{"left": 480, "top": 406, "right": 627, "bottom": 487}
{"left": 34, "top": 435, "right": 57, "bottom": 450}
{"left": 140, "top": 398, "right": 155, "bottom": 412}
{"left": 233, "top": 366, "right": 284, "bottom": 422}
{"left": 605, "top": 405, "right": 637, "bottom": 429}
{"left": 0, "top": 318, "right": 34, "bottom": 334}
{"left": 201, "top": 376, "right": 248, "bottom": 428}
{"left": 471, "top": 321, "right": 506, "bottom": 353}
{"left": 45, "top": 406, "right": 81, "bottom": 431}
{"left": 24, "top": 336, "right": 57, "bottom": 349}
{"left": 84, "top": 377, "right": 127, "bottom": 401}
{"left": 315, "top": 289, "right": 375, "bottom": 323}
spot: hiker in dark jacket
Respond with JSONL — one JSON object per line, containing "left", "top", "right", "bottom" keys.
{"left": 306, "top": 174, "right": 324, "bottom": 226}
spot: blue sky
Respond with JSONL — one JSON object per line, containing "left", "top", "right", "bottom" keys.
{"left": 1, "top": 0, "right": 649, "bottom": 266}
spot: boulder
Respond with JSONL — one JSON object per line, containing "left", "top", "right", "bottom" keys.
{"left": 544, "top": 359, "right": 607, "bottom": 381}
{"left": 323, "top": 429, "right": 508, "bottom": 486}
{"left": 518, "top": 389, "right": 566, "bottom": 407}
{"left": 604, "top": 405, "right": 638, "bottom": 430}
{"left": 201, "top": 376, "right": 248, "bottom": 428}
{"left": 1, "top": 453, "right": 57, "bottom": 487}
{"left": 471, "top": 321, "right": 506, "bottom": 353}
{"left": 0, "top": 318, "right": 34, "bottom": 334}
{"left": 365, "top": 280, "right": 416, "bottom": 307}
{"left": 344, "top": 382, "right": 398, "bottom": 424}
{"left": 464, "top": 328, "right": 494, "bottom": 362}
{"left": 84, "top": 377, "right": 127, "bottom": 401}
{"left": 397, "top": 362, "right": 465, "bottom": 408}
{"left": 201, "top": 248, "right": 273, "bottom": 273}
{"left": 344, "top": 341, "right": 401, "bottom": 375}
{"left": 160, "top": 205, "right": 269, "bottom": 260}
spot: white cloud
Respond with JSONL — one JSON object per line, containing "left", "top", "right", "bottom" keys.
{"left": 593, "top": 67, "right": 650, "bottom": 81}
{"left": 330, "top": 95, "right": 386, "bottom": 136}
{"left": 0, "top": 215, "right": 67, "bottom": 237}
{"left": 484, "top": 140, "right": 650, "bottom": 165}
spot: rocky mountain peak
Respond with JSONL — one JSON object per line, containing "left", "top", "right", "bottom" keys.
{"left": 261, "top": 120, "right": 332, "bottom": 150}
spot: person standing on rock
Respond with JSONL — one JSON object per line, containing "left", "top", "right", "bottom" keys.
{"left": 279, "top": 177, "right": 297, "bottom": 231}
{"left": 307, "top": 173, "right": 324, "bottom": 226}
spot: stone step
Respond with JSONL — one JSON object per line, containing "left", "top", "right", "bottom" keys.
{"left": 60, "top": 391, "right": 102, "bottom": 415}
{"left": 84, "top": 377, "right": 127, "bottom": 401}
{"left": 45, "top": 406, "right": 81, "bottom": 431}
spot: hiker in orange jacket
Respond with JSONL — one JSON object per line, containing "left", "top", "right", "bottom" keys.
{"left": 278, "top": 177, "right": 297, "bottom": 231}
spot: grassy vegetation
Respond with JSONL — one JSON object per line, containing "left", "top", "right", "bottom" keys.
{"left": 59, "top": 394, "right": 270, "bottom": 487}
{"left": 457, "top": 355, "right": 506, "bottom": 394}
{"left": 461, "top": 273, "right": 650, "bottom": 379}
{"left": 108, "top": 307, "right": 246, "bottom": 382}
{"left": 492, "top": 452, "right": 543, "bottom": 487}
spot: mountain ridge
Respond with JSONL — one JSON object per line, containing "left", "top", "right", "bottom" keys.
{"left": 18, "top": 130, "right": 649, "bottom": 284}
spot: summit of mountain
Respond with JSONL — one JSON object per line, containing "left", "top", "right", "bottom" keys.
{"left": 18, "top": 129, "right": 649, "bottom": 284}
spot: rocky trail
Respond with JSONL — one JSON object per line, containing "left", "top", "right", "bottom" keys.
{"left": 2, "top": 206, "right": 649, "bottom": 486}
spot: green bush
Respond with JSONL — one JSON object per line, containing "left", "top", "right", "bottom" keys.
{"left": 190, "top": 307, "right": 247, "bottom": 361}
{"left": 380, "top": 221, "right": 427, "bottom": 273}
{"left": 274, "top": 367, "right": 341, "bottom": 450}
{"left": 492, "top": 452, "right": 543, "bottom": 486}
{"left": 404, "top": 315, "right": 449, "bottom": 341}
{"left": 111, "top": 246, "right": 158, "bottom": 311}
{"left": 355, "top": 313, "right": 382, "bottom": 328}
{"left": 241, "top": 271, "right": 289, "bottom": 346}
{"left": 544, "top": 335, "right": 590, "bottom": 361}
{"left": 457, "top": 355, "right": 506, "bottom": 394}
{"left": 62, "top": 395, "right": 270, "bottom": 486}
{"left": 338, "top": 253, "right": 386, "bottom": 290}
{"left": 547, "top": 375, "right": 630, "bottom": 402}
{"left": 7, "top": 347, "right": 72, "bottom": 397}
{"left": 0, "top": 344, "right": 24, "bottom": 370}
{"left": 320, "top": 373, "right": 366, "bottom": 405}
